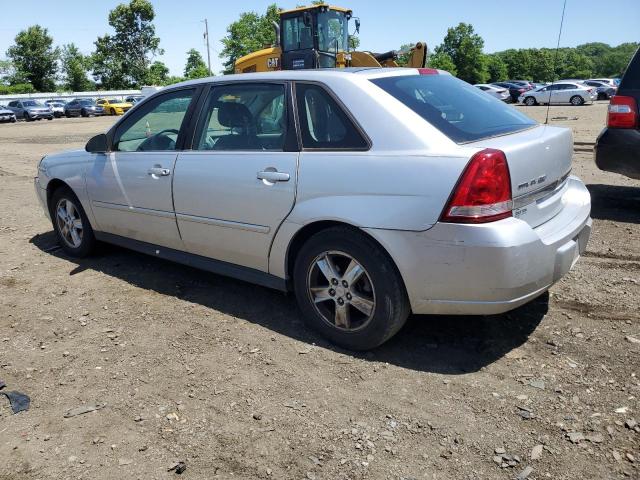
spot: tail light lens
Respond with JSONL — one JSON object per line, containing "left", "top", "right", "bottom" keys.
{"left": 607, "top": 95, "right": 638, "bottom": 129}
{"left": 441, "top": 149, "right": 513, "bottom": 224}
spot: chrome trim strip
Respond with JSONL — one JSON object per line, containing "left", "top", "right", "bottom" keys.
{"left": 92, "top": 201, "right": 175, "bottom": 219}
{"left": 175, "top": 212, "right": 270, "bottom": 234}
{"left": 513, "top": 172, "right": 570, "bottom": 209}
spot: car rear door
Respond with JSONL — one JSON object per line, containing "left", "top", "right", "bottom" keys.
{"left": 85, "top": 87, "right": 200, "bottom": 250}
{"left": 172, "top": 81, "right": 299, "bottom": 272}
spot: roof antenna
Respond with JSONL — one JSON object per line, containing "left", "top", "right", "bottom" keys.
{"left": 545, "top": 0, "right": 568, "bottom": 125}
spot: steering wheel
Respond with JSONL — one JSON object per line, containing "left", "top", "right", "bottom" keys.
{"left": 137, "top": 128, "right": 180, "bottom": 151}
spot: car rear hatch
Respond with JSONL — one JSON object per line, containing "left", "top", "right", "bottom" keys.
{"left": 465, "top": 124, "right": 573, "bottom": 228}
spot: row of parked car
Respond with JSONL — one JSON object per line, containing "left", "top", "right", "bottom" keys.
{"left": 474, "top": 78, "right": 619, "bottom": 106}
{"left": 0, "top": 96, "right": 143, "bottom": 123}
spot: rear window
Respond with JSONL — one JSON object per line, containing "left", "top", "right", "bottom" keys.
{"left": 371, "top": 74, "right": 536, "bottom": 143}
{"left": 619, "top": 47, "right": 640, "bottom": 91}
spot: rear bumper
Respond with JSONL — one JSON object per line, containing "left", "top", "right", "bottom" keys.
{"left": 594, "top": 127, "right": 640, "bottom": 180}
{"left": 366, "top": 177, "right": 591, "bottom": 315}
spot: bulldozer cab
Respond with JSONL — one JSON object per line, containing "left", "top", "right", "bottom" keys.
{"left": 279, "top": 5, "right": 352, "bottom": 70}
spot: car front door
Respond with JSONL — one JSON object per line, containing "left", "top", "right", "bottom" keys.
{"left": 85, "top": 87, "right": 199, "bottom": 249}
{"left": 172, "top": 82, "right": 298, "bottom": 272}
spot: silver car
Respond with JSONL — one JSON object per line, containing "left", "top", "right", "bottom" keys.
{"left": 34, "top": 69, "right": 592, "bottom": 350}
{"left": 473, "top": 83, "right": 511, "bottom": 102}
{"left": 519, "top": 82, "right": 597, "bottom": 106}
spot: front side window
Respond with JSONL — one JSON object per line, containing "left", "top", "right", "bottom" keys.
{"left": 295, "top": 83, "right": 368, "bottom": 149}
{"left": 371, "top": 74, "right": 536, "bottom": 143}
{"left": 195, "top": 83, "right": 286, "bottom": 151}
{"left": 282, "top": 16, "right": 313, "bottom": 51}
{"left": 114, "top": 89, "right": 194, "bottom": 152}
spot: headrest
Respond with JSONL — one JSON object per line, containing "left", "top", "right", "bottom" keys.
{"left": 218, "top": 102, "right": 253, "bottom": 128}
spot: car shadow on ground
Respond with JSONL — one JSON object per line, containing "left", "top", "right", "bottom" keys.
{"left": 587, "top": 184, "right": 640, "bottom": 224}
{"left": 31, "top": 231, "right": 547, "bottom": 375}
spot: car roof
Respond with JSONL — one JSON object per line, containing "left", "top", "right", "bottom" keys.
{"left": 170, "top": 67, "right": 425, "bottom": 89}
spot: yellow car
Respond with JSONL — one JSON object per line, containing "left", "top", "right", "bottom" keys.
{"left": 97, "top": 98, "right": 133, "bottom": 116}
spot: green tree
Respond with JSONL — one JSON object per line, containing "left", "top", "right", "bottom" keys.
{"left": 91, "top": 0, "right": 162, "bottom": 88}
{"left": 435, "top": 23, "right": 487, "bottom": 83}
{"left": 184, "top": 48, "right": 210, "bottom": 79}
{"left": 500, "top": 48, "right": 533, "bottom": 80}
{"left": 556, "top": 49, "right": 593, "bottom": 79}
{"left": 486, "top": 54, "right": 507, "bottom": 82}
{"left": 61, "top": 43, "right": 91, "bottom": 91}
{"left": 220, "top": 3, "right": 280, "bottom": 74}
{"left": 428, "top": 51, "right": 457, "bottom": 75}
{"left": 529, "top": 49, "right": 555, "bottom": 82}
{"left": 146, "top": 60, "right": 169, "bottom": 85}
{"left": 6, "top": 25, "right": 59, "bottom": 91}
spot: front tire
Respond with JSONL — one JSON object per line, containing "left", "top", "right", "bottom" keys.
{"left": 570, "top": 95, "right": 584, "bottom": 106}
{"left": 50, "top": 187, "right": 96, "bottom": 258}
{"left": 24, "top": 112, "right": 32, "bottom": 122}
{"left": 110, "top": 108, "right": 116, "bottom": 116}
{"left": 524, "top": 96, "right": 536, "bottom": 106}
{"left": 293, "top": 227, "right": 410, "bottom": 350}
{"left": 80, "top": 108, "right": 88, "bottom": 117}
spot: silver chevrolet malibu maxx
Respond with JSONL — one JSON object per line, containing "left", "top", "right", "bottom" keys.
{"left": 35, "top": 68, "right": 592, "bottom": 350}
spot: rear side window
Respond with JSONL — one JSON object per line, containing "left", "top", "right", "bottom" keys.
{"left": 371, "top": 74, "right": 536, "bottom": 143}
{"left": 295, "top": 83, "right": 368, "bottom": 149}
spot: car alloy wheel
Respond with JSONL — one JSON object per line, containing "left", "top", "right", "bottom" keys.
{"left": 570, "top": 95, "right": 584, "bottom": 106}
{"left": 524, "top": 97, "right": 536, "bottom": 106}
{"left": 306, "top": 250, "right": 376, "bottom": 332}
{"left": 55, "top": 198, "right": 84, "bottom": 249}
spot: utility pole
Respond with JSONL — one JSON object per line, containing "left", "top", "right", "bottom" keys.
{"left": 203, "top": 19, "right": 212, "bottom": 76}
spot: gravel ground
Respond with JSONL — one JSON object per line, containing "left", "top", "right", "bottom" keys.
{"left": 0, "top": 102, "right": 638, "bottom": 480}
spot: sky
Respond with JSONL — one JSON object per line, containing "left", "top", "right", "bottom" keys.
{"left": 0, "top": 0, "right": 638, "bottom": 77}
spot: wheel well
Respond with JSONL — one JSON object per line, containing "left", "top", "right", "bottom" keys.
{"left": 285, "top": 221, "right": 409, "bottom": 299}
{"left": 46, "top": 179, "right": 69, "bottom": 212}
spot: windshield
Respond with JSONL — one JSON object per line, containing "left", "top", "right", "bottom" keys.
{"left": 317, "top": 10, "right": 349, "bottom": 52}
{"left": 22, "top": 101, "right": 40, "bottom": 107}
{"left": 282, "top": 15, "right": 314, "bottom": 51}
{"left": 371, "top": 74, "right": 537, "bottom": 143}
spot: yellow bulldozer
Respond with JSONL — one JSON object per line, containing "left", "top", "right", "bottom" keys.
{"left": 234, "top": 4, "right": 427, "bottom": 73}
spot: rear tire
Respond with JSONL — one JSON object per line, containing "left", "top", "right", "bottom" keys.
{"left": 50, "top": 187, "right": 96, "bottom": 258}
{"left": 293, "top": 226, "right": 410, "bottom": 350}
{"left": 24, "top": 112, "right": 32, "bottom": 122}
{"left": 110, "top": 108, "right": 116, "bottom": 116}
{"left": 570, "top": 95, "right": 584, "bottom": 106}
{"left": 524, "top": 96, "right": 537, "bottom": 106}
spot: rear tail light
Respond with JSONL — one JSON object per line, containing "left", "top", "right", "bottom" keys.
{"left": 607, "top": 95, "right": 638, "bottom": 129}
{"left": 418, "top": 68, "right": 439, "bottom": 75}
{"left": 441, "top": 149, "right": 513, "bottom": 224}
{"left": 518, "top": 88, "right": 525, "bottom": 93}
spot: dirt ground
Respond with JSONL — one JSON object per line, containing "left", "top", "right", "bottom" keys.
{"left": 0, "top": 101, "right": 638, "bottom": 480}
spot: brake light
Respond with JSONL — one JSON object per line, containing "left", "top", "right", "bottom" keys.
{"left": 607, "top": 95, "right": 638, "bottom": 129}
{"left": 518, "top": 88, "right": 525, "bottom": 93}
{"left": 418, "top": 68, "right": 439, "bottom": 75}
{"left": 441, "top": 149, "right": 512, "bottom": 224}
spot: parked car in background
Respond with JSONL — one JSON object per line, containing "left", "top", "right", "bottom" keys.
{"left": 595, "top": 47, "right": 640, "bottom": 180}
{"left": 6, "top": 100, "right": 54, "bottom": 121}
{"left": 45, "top": 102, "right": 66, "bottom": 118}
{"left": 507, "top": 80, "right": 535, "bottom": 90}
{"left": 589, "top": 78, "right": 617, "bottom": 88}
{"left": 0, "top": 104, "right": 17, "bottom": 123}
{"left": 519, "top": 82, "right": 596, "bottom": 106}
{"left": 125, "top": 95, "right": 143, "bottom": 104}
{"left": 97, "top": 98, "right": 133, "bottom": 116}
{"left": 45, "top": 99, "right": 68, "bottom": 107}
{"left": 34, "top": 68, "right": 591, "bottom": 350}
{"left": 473, "top": 83, "right": 510, "bottom": 102}
{"left": 583, "top": 80, "right": 617, "bottom": 100}
{"left": 64, "top": 99, "right": 104, "bottom": 117}
{"left": 492, "top": 82, "right": 529, "bottom": 102}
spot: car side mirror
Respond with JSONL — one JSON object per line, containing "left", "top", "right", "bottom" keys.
{"left": 85, "top": 133, "right": 109, "bottom": 153}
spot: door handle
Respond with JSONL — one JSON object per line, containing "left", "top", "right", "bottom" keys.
{"left": 257, "top": 170, "right": 290, "bottom": 182}
{"left": 148, "top": 166, "right": 171, "bottom": 177}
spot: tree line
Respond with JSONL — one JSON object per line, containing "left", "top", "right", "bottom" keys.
{"left": 0, "top": 0, "right": 210, "bottom": 94}
{"left": 424, "top": 23, "right": 638, "bottom": 84}
{"left": 1, "top": 1, "right": 637, "bottom": 94}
